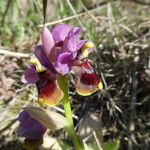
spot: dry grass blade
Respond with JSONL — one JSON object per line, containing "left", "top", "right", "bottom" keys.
{"left": 79, "top": 0, "right": 99, "bottom": 23}
{"left": 38, "top": 14, "right": 84, "bottom": 27}
{"left": 38, "top": 2, "right": 108, "bottom": 27}
{"left": 66, "top": 0, "right": 85, "bottom": 30}
{"left": 43, "top": 0, "right": 47, "bottom": 24}
{"left": 0, "top": 48, "right": 30, "bottom": 58}
{"left": 93, "top": 131, "right": 103, "bottom": 150}
{"left": 118, "top": 24, "right": 138, "bottom": 38}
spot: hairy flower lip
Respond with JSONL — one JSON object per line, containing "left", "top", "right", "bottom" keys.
{"left": 36, "top": 70, "right": 64, "bottom": 106}
{"left": 74, "top": 59, "right": 103, "bottom": 96}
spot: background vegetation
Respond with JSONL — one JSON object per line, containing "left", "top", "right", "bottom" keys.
{"left": 0, "top": 0, "right": 149, "bottom": 150}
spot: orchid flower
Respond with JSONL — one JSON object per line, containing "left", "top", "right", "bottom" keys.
{"left": 22, "top": 24, "right": 103, "bottom": 107}
{"left": 17, "top": 110, "right": 47, "bottom": 140}
{"left": 17, "top": 106, "right": 67, "bottom": 138}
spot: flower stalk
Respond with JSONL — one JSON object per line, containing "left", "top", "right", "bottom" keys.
{"left": 59, "top": 76, "right": 84, "bottom": 150}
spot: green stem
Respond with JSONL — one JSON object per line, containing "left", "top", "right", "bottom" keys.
{"left": 59, "top": 76, "right": 84, "bottom": 150}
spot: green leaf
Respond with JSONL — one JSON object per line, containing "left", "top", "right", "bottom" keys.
{"left": 58, "top": 140, "right": 73, "bottom": 150}
{"left": 102, "top": 140, "right": 120, "bottom": 150}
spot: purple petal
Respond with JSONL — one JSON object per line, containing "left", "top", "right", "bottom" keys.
{"left": 51, "top": 24, "right": 72, "bottom": 44}
{"left": 42, "top": 27, "right": 54, "bottom": 57}
{"left": 17, "top": 111, "right": 47, "bottom": 140}
{"left": 33, "top": 45, "right": 56, "bottom": 73}
{"left": 21, "top": 66, "right": 39, "bottom": 84}
{"left": 68, "top": 27, "right": 81, "bottom": 38}
{"left": 63, "top": 27, "right": 82, "bottom": 52}
{"left": 18, "top": 111, "right": 30, "bottom": 122}
{"left": 55, "top": 52, "right": 74, "bottom": 75}
{"left": 77, "top": 40, "right": 86, "bottom": 50}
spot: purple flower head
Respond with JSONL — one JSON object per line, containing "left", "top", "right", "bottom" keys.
{"left": 41, "top": 24, "right": 86, "bottom": 75}
{"left": 52, "top": 24, "right": 72, "bottom": 45}
{"left": 23, "top": 24, "right": 88, "bottom": 83}
{"left": 22, "top": 24, "right": 101, "bottom": 106}
{"left": 17, "top": 111, "right": 47, "bottom": 140}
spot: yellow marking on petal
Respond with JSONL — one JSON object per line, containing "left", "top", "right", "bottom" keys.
{"left": 98, "top": 82, "right": 103, "bottom": 89}
{"left": 76, "top": 88, "right": 97, "bottom": 96}
{"left": 30, "top": 57, "right": 45, "bottom": 72}
{"left": 81, "top": 41, "right": 94, "bottom": 58}
{"left": 38, "top": 82, "right": 64, "bottom": 107}
{"left": 83, "top": 41, "right": 94, "bottom": 49}
{"left": 38, "top": 89, "right": 64, "bottom": 106}
{"left": 38, "top": 98, "right": 44, "bottom": 107}
{"left": 76, "top": 82, "right": 102, "bottom": 96}
{"left": 82, "top": 49, "right": 89, "bottom": 58}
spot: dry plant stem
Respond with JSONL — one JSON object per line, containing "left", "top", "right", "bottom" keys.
{"left": 38, "top": 2, "right": 108, "bottom": 27}
{"left": 93, "top": 131, "right": 103, "bottom": 150}
{"left": 59, "top": 76, "right": 84, "bottom": 150}
{"left": 128, "top": 48, "right": 139, "bottom": 150}
{"left": 66, "top": 0, "right": 85, "bottom": 30}
{"left": 0, "top": 48, "right": 30, "bottom": 58}
{"left": 79, "top": 0, "right": 99, "bottom": 23}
